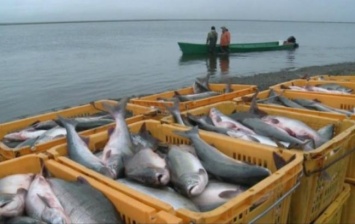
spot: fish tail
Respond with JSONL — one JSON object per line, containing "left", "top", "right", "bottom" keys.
{"left": 173, "top": 126, "right": 199, "bottom": 139}
{"left": 163, "top": 98, "right": 180, "bottom": 115}
{"left": 56, "top": 115, "right": 78, "bottom": 128}
{"left": 102, "top": 97, "right": 128, "bottom": 118}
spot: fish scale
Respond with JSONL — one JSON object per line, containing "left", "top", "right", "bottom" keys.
{"left": 48, "top": 178, "right": 122, "bottom": 224}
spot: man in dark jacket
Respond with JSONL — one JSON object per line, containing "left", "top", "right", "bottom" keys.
{"left": 206, "top": 26, "right": 218, "bottom": 54}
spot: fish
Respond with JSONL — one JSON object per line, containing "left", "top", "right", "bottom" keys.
{"left": 261, "top": 115, "right": 326, "bottom": 148}
{"left": 174, "top": 126, "right": 271, "bottom": 186}
{"left": 124, "top": 148, "right": 170, "bottom": 187}
{"left": 317, "top": 124, "right": 334, "bottom": 142}
{"left": 25, "top": 174, "right": 70, "bottom": 224}
{"left": 209, "top": 107, "right": 255, "bottom": 134}
{"left": 163, "top": 98, "right": 186, "bottom": 126}
{"left": 193, "top": 74, "right": 211, "bottom": 94}
{"left": 101, "top": 98, "right": 134, "bottom": 179}
{"left": 242, "top": 118, "right": 314, "bottom": 151}
{"left": 130, "top": 123, "right": 159, "bottom": 152}
{"left": 30, "top": 120, "right": 59, "bottom": 130}
{"left": 116, "top": 178, "right": 200, "bottom": 212}
{"left": 276, "top": 93, "right": 308, "bottom": 109}
{"left": 166, "top": 145, "right": 208, "bottom": 197}
{"left": 304, "top": 85, "right": 351, "bottom": 95}
{"left": 70, "top": 116, "right": 114, "bottom": 131}
{"left": 187, "top": 113, "right": 229, "bottom": 135}
{"left": 4, "top": 129, "right": 47, "bottom": 142}
{"left": 226, "top": 129, "right": 290, "bottom": 148}
{"left": 173, "top": 91, "right": 219, "bottom": 102}
{"left": 293, "top": 99, "right": 354, "bottom": 117}
{"left": 0, "top": 174, "right": 35, "bottom": 194}
{"left": 30, "top": 126, "right": 67, "bottom": 151}
{"left": 190, "top": 179, "right": 246, "bottom": 212}
{"left": 4, "top": 216, "right": 46, "bottom": 224}
{"left": 316, "top": 83, "right": 353, "bottom": 93}
{"left": 48, "top": 177, "right": 122, "bottom": 224}
{"left": 0, "top": 188, "right": 27, "bottom": 217}
{"left": 57, "top": 116, "right": 114, "bottom": 178}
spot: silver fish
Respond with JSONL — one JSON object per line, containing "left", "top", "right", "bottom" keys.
{"left": 101, "top": 98, "right": 134, "bottom": 179}
{"left": 25, "top": 174, "right": 70, "bottom": 224}
{"left": 48, "top": 177, "right": 122, "bottom": 224}
{"left": 0, "top": 189, "right": 27, "bottom": 218}
{"left": 190, "top": 180, "right": 246, "bottom": 212}
{"left": 130, "top": 123, "right": 159, "bottom": 152}
{"left": 174, "top": 91, "right": 219, "bottom": 102}
{"left": 163, "top": 98, "right": 185, "bottom": 126}
{"left": 4, "top": 129, "right": 47, "bottom": 142}
{"left": 124, "top": 148, "right": 170, "bottom": 187}
{"left": 261, "top": 115, "right": 326, "bottom": 148}
{"left": 242, "top": 118, "right": 314, "bottom": 151}
{"left": 167, "top": 145, "right": 208, "bottom": 197}
{"left": 0, "top": 174, "right": 35, "bottom": 194}
{"left": 30, "top": 126, "right": 67, "bottom": 151}
{"left": 209, "top": 107, "right": 255, "bottom": 134}
{"left": 316, "top": 83, "right": 353, "bottom": 93}
{"left": 117, "top": 178, "right": 200, "bottom": 212}
{"left": 57, "top": 116, "right": 114, "bottom": 178}
{"left": 174, "top": 126, "right": 271, "bottom": 186}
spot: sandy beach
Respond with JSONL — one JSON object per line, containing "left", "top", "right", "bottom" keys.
{"left": 220, "top": 61, "right": 355, "bottom": 91}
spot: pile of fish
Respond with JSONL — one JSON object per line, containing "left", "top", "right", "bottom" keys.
{"left": 166, "top": 91, "right": 335, "bottom": 152}
{"left": 0, "top": 170, "right": 121, "bottom": 223}
{"left": 157, "top": 74, "right": 232, "bottom": 103}
{"left": 57, "top": 97, "right": 291, "bottom": 213}
{"left": 0, "top": 102, "right": 134, "bottom": 151}
{"left": 280, "top": 82, "right": 353, "bottom": 95}
{"left": 257, "top": 89, "right": 355, "bottom": 117}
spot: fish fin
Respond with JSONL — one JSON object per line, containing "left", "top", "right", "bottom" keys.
{"left": 108, "top": 127, "right": 115, "bottom": 136}
{"left": 173, "top": 126, "right": 199, "bottom": 139}
{"left": 173, "top": 91, "right": 181, "bottom": 97}
{"left": 102, "top": 97, "right": 128, "bottom": 118}
{"left": 29, "top": 135, "right": 42, "bottom": 151}
{"left": 224, "top": 77, "right": 232, "bottom": 93}
{"left": 313, "top": 98, "right": 322, "bottom": 103}
{"left": 198, "top": 168, "right": 207, "bottom": 175}
{"left": 317, "top": 124, "right": 334, "bottom": 140}
{"left": 104, "top": 150, "right": 112, "bottom": 161}
{"left": 284, "top": 128, "right": 296, "bottom": 137}
{"left": 56, "top": 115, "right": 78, "bottom": 128}
{"left": 249, "top": 90, "right": 268, "bottom": 117}
{"left": 219, "top": 190, "right": 240, "bottom": 199}
{"left": 80, "top": 136, "right": 90, "bottom": 146}
{"left": 195, "top": 80, "right": 210, "bottom": 92}
{"left": 273, "top": 152, "right": 288, "bottom": 170}
{"left": 37, "top": 194, "right": 53, "bottom": 208}
{"left": 29, "top": 120, "right": 41, "bottom": 128}
{"left": 247, "top": 135, "right": 261, "bottom": 143}
{"left": 39, "top": 158, "right": 50, "bottom": 178}
{"left": 280, "top": 85, "right": 290, "bottom": 90}
{"left": 77, "top": 176, "right": 90, "bottom": 185}
{"left": 138, "top": 123, "right": 147, "bottom": 135}
{"left": 269, "top": 137, "right": 285, "bottom": 148}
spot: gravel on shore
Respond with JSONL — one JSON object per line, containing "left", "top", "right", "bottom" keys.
{"left": 217, "top": 61, "right": 355, "bottom": 91}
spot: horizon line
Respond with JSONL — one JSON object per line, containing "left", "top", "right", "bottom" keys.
{"left": 1, "top": 18, "right": 355, "bottom": 26}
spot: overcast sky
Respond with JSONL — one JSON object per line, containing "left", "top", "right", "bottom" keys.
{"left": 1, "top": 0, "right": 354, "bottom": 24}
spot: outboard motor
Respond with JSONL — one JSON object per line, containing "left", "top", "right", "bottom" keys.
{"left": 287, "top": 36, "right": 296, "bottom": 43}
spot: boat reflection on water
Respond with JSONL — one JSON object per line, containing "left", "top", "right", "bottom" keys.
{"left": 179, "top": 54, "right": 230, "bottom": 76}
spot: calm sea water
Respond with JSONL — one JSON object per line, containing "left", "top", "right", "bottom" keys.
{"left": 1, "top": 20, "right": 355, "bottom": 122}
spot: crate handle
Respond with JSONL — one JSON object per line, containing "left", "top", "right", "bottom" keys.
{"left": 248, "top": 180, "right": 301, "bottom": 224}
{"left": 304, "top": 147, "right": 355, "bottom": 176}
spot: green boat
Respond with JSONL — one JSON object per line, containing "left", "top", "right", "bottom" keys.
{"left": 178, "top": 41, "right": 299, "bottom": 55}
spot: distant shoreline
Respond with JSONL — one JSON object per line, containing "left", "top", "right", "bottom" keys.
{"left": 218, "top": 61, "right": 355, "bottom": 91}
{"left": 1, "top": 19, "right": 355, "bottom": 26}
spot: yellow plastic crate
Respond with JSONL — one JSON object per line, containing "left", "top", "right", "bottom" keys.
{"left": 310, "top": 75, "right": 355, "bottom": 82}
{"left": 313, "top": 183, "right": 350, "bottom": 224}
{"left": 0, "top": 100, "right": 156, "bottom": 161}
{"left": 160, "top": 101, "right": 355, "bottom": 224}
{"left": 269, "top": 79, "right": 355, "bottom": 97}
{"left": 129, "top": 83, "right": 257, "bottom": 114}
{"left": 233, "top": 89, "right": 355, "bottom": 121}
{"left": 46, "top": 120, "right": 303, "bottom": 224}
{"left": 341, "top": 178, "right": 355, "bottom": 224}
{"left": 0, "top": 154, "right": 182, "bottom": 224}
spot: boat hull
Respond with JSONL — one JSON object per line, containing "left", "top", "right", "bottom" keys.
{"left": 178, "top": 41, "right": 299, "bottom": 55}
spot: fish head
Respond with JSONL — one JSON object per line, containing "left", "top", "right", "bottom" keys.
{"left": 42, "top": 207, "right": 70, "bottom": 224}
{"left": 127, "top": 167, "right": 170, "bottom": 187}
{"left": 177, "top": 170, "right": 208, "bottom": 197}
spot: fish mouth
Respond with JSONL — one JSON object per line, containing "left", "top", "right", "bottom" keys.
{"left": 157, "top": 172, "right": 170, "bottom": 185}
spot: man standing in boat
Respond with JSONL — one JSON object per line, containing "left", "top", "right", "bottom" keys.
{"left": 206, "top": 26, "right": 218, "bottom": 54}
{"left": 220, "top": 26, "right": 231, "bottom": 54}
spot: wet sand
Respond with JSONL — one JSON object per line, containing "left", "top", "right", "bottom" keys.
{"left": 218, "top": 61, "right": 355, "bottom": 91}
